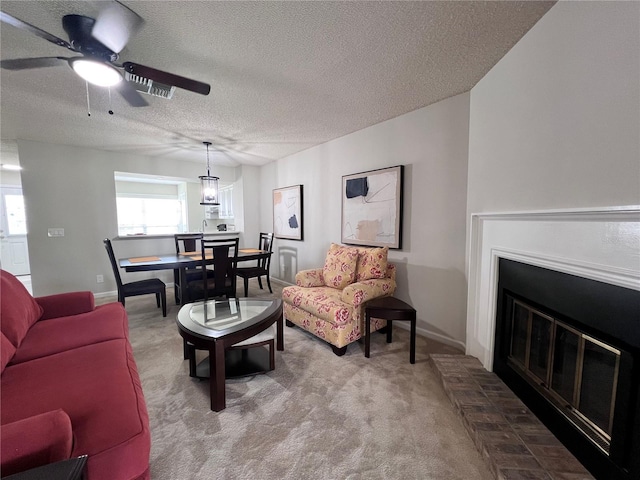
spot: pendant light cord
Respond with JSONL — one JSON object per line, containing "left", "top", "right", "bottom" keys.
{"left": 206, "top": 143, "right": 211, "bottom": 176}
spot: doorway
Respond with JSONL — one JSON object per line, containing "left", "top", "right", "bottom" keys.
{"left": 0, "top": 186, "right": 31, "bottom": 279}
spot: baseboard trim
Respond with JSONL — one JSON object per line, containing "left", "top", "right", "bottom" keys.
{"left": 393, "top": 322, "right": 466, "bottom": 352}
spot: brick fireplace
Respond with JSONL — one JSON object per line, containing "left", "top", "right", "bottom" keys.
{"left": 465, "top": 207, "right": 640, "bottom": 479}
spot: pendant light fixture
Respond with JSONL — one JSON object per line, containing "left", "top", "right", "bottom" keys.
{"left": 199, "top": 141, "right": 220, "bottom": 205}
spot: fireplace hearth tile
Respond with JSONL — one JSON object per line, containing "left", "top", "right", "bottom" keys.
{"left": 490, "top": 452, "right": 543, "bottom": 470}
{"left": 430, "top": 354, "right": 594, "bottom": 480}
{"left": 537, "top": 456, "right": 590, "bottom": 474}
{"left": 517, "top": 433, "right": 562, "bottom": 446}
{"left": 478, "top": 430, "right": 522, "bottom": 444}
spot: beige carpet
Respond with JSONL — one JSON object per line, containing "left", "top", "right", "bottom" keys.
{"left": 100, "top": 280, "right": 493, "bottom": 479}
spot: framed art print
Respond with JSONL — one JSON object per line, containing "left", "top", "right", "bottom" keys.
{"left": 273, "top": 184, "right": 303, "bottom": 240}
{"left": 341, "top": 165, "right": 403, "bottom": 249}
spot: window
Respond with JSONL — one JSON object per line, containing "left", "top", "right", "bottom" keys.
{"left": 115, "top": 173, "right": 188, "bottom": 236}
{"left": 218, "top": 185, "right": 234, "bottom": 219}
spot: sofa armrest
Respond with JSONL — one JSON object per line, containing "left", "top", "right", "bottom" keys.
{"left": 36, "top": 291, "right": 95, "bottom": 320}
{"left": 295, "top": 268, "right": 326, "bottom": 287}
{"left": 1, "top": 409, "right": 74, "bottom": 477}
{"left": 341, "top": 278, "right": 397, "bottom": 307}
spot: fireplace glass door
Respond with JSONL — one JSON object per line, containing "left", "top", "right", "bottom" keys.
{"left": 508, "top": 298, "right": 621, "bottom": 454}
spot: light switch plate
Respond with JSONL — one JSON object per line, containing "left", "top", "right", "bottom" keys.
{"left": 47, "top": 228, "right": 64, "bottom": 237}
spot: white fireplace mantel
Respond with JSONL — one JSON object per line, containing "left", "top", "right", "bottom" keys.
{"left": 466, "top": 206, "right": 640, "bottom": 371}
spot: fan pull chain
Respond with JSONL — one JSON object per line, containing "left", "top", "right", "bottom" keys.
{"left": 108, "top": 87, "right": 114, "bottom": 115}
{"left": 85, "top": 81, "right": 91, "bottom": 117}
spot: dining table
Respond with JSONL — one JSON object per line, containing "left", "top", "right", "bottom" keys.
{"left": 118, "top": 248, "right": 271, "bottom": 305}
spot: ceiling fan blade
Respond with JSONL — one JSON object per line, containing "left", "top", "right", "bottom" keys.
{"left": 116, "top": 80, "right": 149, "bottom": 107}
{"left": 91, "top": 1, "right": 143, "bottom": 54}
{"left": 123, "top": 62, "right": 211, "bottom": 96}
{"left": 0, "top": 56, "right": 67, "bottom": 70}
{"left": 0, "top": 11, "right": 76, "bottom": 52}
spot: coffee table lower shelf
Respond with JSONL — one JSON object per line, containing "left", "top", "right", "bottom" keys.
{"left": 189, "top": 346, "right": 273, "bottom": 379}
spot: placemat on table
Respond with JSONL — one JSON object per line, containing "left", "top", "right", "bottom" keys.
{"left": 128, "top": 256, "right": 161, "bottom": 263}
{"left": 190, "top": 253, "right": 213, "bottom": 260}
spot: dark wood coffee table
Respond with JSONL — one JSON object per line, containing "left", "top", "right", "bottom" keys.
{"left": 176, "top": 298, "right": 283, "bottom": 411}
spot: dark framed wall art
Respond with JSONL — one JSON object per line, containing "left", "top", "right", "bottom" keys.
{"left": 341, "top": 165, "right": 404, "bottom": 249}
{"left": 273, "top": 184, "right": 304, "bottom": 240}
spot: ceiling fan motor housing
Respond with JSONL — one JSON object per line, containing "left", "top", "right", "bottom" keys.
{"left": 62, "top": 14, "right": 117, "bottom": 62}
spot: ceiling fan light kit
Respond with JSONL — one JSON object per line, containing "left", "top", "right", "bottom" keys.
{"left": 0, "top": 2, "right": 210, "bottom": 108}
{"left": 70, "top": 58, "right": 121, "bottom": 87}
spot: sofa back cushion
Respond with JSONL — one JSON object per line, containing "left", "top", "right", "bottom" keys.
{"left": 356, "top": 246, "right": 389, "bottom": 281}
{"left": 1, "top": 332, "right": 16, "bottom": 374}
{"left": 322, "top": 243, "right": 359, "bottom": 289}
{"left": 0, "top": 269, "right": 43, "bottom": 347}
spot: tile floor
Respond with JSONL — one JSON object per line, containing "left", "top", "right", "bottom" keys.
{"left": 430, "top": 354, "right": 594, "bottom": 480}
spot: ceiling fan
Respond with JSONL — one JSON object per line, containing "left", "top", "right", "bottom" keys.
{"left": 0, "top": 1, "right": 211, "bottom": 107}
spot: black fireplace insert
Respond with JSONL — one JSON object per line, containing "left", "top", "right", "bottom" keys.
{"left": 494, "top": 259, "right": 640, "bottom": 480}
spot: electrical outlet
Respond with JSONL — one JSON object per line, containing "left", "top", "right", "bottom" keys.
{"left": 47, "top": 228, "right": 65, "bottom": 237}
{"left": 96, "top": 275, "right": 104, "bottom": 284}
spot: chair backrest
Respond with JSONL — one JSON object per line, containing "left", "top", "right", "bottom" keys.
{"left": 175, "top": 233, "right": 203, "bottom": 254}
{"left": 201, "top": 237, "right": 239, "bottom": 301}
{"left": 258, "top": 232, "right": 274, "bottom": 271}
{"left": 103, "top": 238, "right": 124, "bottom": 290}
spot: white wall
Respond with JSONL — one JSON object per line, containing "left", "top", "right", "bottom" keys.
{"left": 236, "top": 165, "right": 261, "bottom": 248}
{"left": 18, "top": 140, "right": 237, "bottom": 296}
{"left": 465, "top": 1, "right": 640, "bottom": 365}
{"left": 467, "top": 0, "right": 640, "bottom": 215}
{"left": 261, "top": 93, "right": 471, "bottom": 347}
{"left": 0, "top": 171, "right": 22, "bottom": 186}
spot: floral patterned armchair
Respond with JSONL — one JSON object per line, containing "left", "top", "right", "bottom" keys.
{"left": 282, "top": 243, "right": 396, "bottom": 356}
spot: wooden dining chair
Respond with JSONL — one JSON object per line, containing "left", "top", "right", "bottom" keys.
{"left": 236, "top": 232, "right": 274, "bottom": 297}
{"left": 103, "top": 238, "right": 167, "bottom": 316}
{"left": 187, "top": 237, "right": 239, "bottom": 302}
{"left": 173, "top": 233, "right": 214, "bottom": 305}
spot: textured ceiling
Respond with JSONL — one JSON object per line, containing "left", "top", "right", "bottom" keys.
{"left": 0, "top": 1, "right": 555, "bottom": 168}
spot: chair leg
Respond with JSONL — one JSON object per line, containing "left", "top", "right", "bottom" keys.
{"left": 257, "top": 276, "right": 263, "bottom": 290}
{"left": 155, "top": 292, "right": 161, "bottom": 308}
{"left": 243, "top": 277, "right": 249, "bottom": 297}
{"left": 266, "top": 275, "right": 272, "bottom": 293}
{"left": 160, "top": 289, "right": 167, "bottom": 317}
{"left": 331, "top": 345, "right": 348, "bottom": 356}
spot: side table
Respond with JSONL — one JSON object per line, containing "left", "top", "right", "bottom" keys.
{"left": 364, "top": 296, "right": 416, "bottom": 364}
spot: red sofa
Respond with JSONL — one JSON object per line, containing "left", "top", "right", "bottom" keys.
{"left": 0, "top": 270, "right": 151, "bottom": 479}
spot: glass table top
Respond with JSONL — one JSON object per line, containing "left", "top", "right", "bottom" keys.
{"left": 177, "top": 298, "right": 280, "bottom": 339}
{"left": 189, "top": 299, "right": 270, "bottom": 331}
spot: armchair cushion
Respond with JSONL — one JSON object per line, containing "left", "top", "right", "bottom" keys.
{"left": 284, "top": 286, "right": 353, "bottom": 326}
{"left": 322, "top": 243, "right": 359, "bottom": 289}
{"left": 356, "top": 246, "right": 389, "bottom": 281}
{"left": 0, "top": 409, "right": 73, "bottom": 477}
{"left": 0, "top": 270, "right": 43, "bottom": 347}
